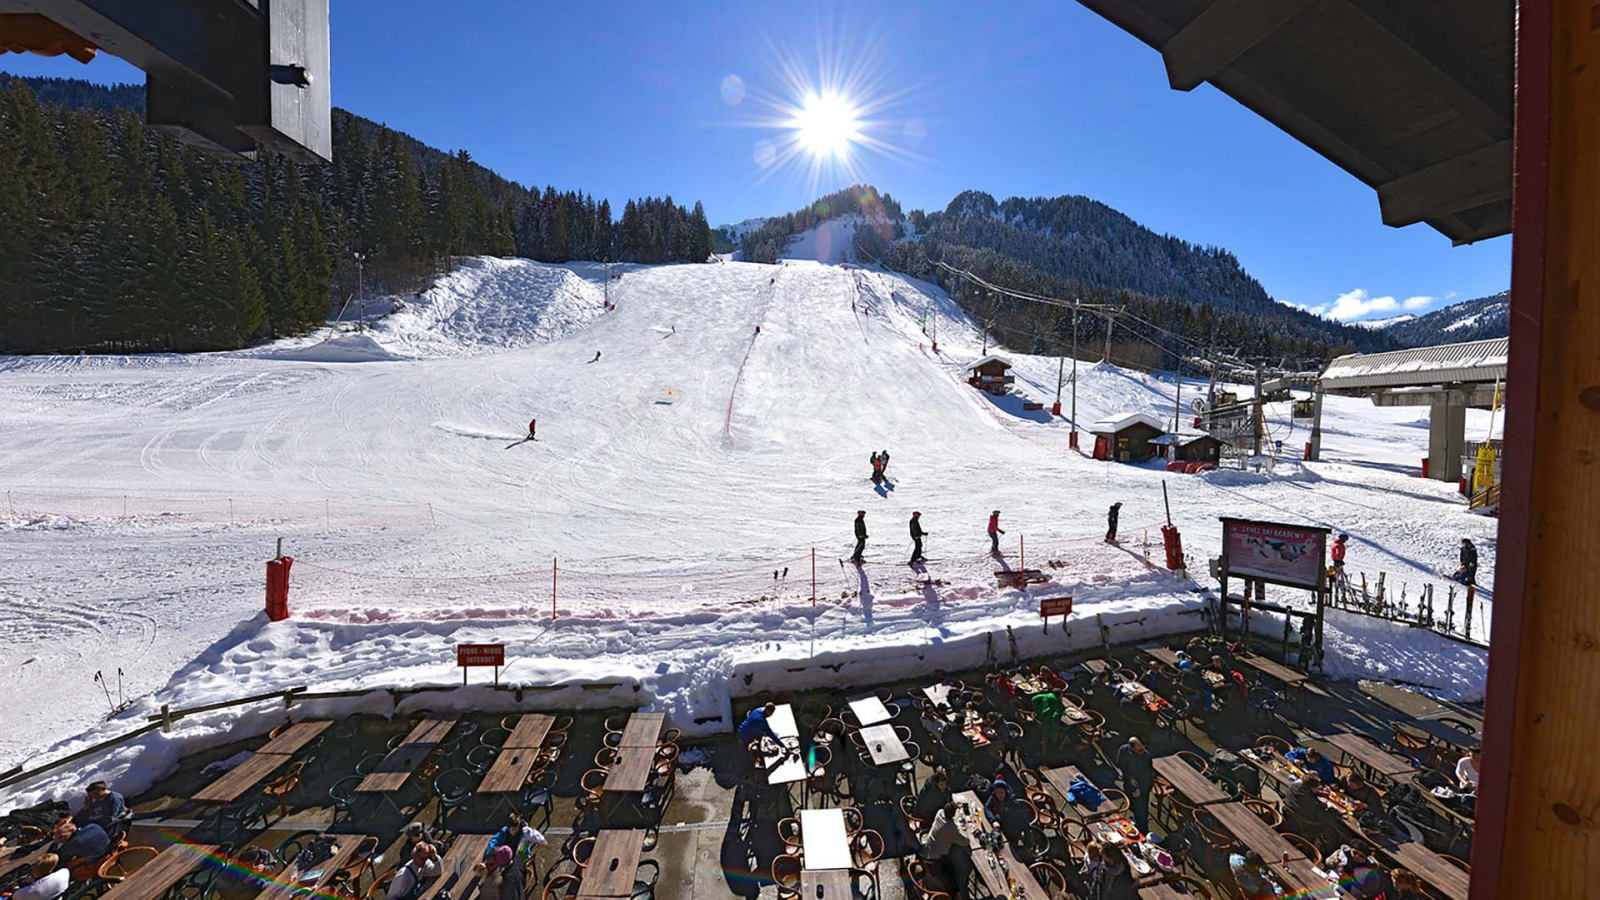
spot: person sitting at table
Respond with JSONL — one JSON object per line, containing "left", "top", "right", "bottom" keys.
{"left": 1388, "top": 867, "right": 1428, "bottom": 900}
{"left": 1228, "top": 851, "right": 1276, "bottom": 900}
{"left": 1031, "top": 690, "right": 1065, "bottom": 725}
{"left": 72, "top": 782, "right": 126, "bottom": 839}
{"left": 1174, "top": 655, "right": 1212, "bottom": 710}
{"left": 913, "top": 767, "right": 952, "bottom": 821}
{"left": 986, "top": 779, "right": 1034, "bottom": 857}
{"left": 1138, "top": 658, "right": 1167, "bottom": 692}
{"left": 1341, "top": 771, "right": 1385, "bottom": 813}
{"left": 402, "top": 823, "right": 439, "bottom": 863}
{"left": 385, "top": 841, "right": 440, "bottom": 900}
{"left": 474, "top": 844, "right": 514, "bottom": 900}
{"left": 46, "top": 815, "right": 108, "bottom": 865}
{"left": 918, "top": 801, "right": 974, "bottom": 893}
{"left": 483, "top": 812, "right": 546, "bottom": 863}
{"left": 9, "top": 854, "right": 69, "bottom": 900}
{"left": 1081, "top": 840, "right": 1135, "bottom": 900}
{"left": 736, "top": 702, "right": 781, "bottom": 751}
{"left": 495, "top": 847, "right": 525, "bottom": 900}
{"left": 1114, "top": 735, "right": 1155, "bottom": 833}
{"left": 1285, "top": 746, "right": 1338, "bottom": 783}
{"left": 1283, "top": 772, "right": 1339, "bottom": 847}
{"left": 1456, "top": 745, "right": 1481, "bottom": 792}
{"left": 1323, "top": 841, "right": 1388, "bottom": 900}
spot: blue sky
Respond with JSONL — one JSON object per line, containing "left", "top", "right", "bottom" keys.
{"left": 3, "top": 0, "right": 1509, "bottom": 319}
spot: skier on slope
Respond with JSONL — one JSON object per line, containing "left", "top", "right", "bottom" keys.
{"left": 1105, "top": 502, "right": 1122, "bottom": 543}
{"left": 592, "top": 351, "right": 602, "bottom": 362}
{"left": 527, "top": 419, "right": 537, "bottom": 441}
{"left": 870, "top": 452, "right": 884, "bottom": 485}
{"left": 1451, "top": 538, "right": 1479, "bottom": 585}
{"left": 1331, "top": 533, "right": 1349, "bottom": 573}
{"left": 987, "top": 510, "right": 1005, "bottom": 555}
{"left": 879, "top": 450, "right": 891, "bottom": 476}
{"left": 909, "top": 512, "right": 927, "bottom": 564}
{"left": 851, "top": 510, "right": 868, "bottom": 564}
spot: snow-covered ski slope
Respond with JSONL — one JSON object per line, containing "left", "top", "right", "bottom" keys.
{"left": 0, "top": 257, "right": 1495, "bottom": 787}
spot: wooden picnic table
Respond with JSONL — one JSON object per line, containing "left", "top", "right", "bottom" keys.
{"left": 1138, "top": 645, "right": 1183, "bottom": 667}
{"left": 357, "top": 717, "right": 458, "bottom": 793}
{"left": 576, "top": 829, "right": 644, "bottom": 898}
{"left": 1238, "top": 747, "right": 1300, "bottom": 789}
{"left": 1079, "top": 658, "right": 1115, "bottom": 676}
{"left": 504, "top": 713, "right": 555, "bottom": 749}
{"left": 1235, "top": 654, "right": 1309, "bottom": 685}
{"left": 194, "top": 752, "right": 293, "bottom": 803}
{"left": 951, "top": 791, "right": 1052, "bottom": 900}
{"left": 800, "top": 869, "right": 852, "bottom": 899}
{"left": 764, "top": 704, "right": 808, "bottom": 785}
{"left": 1376, "top": 840, "right": 1470, "bottom": 900}
{"left": 848, "top": 696, "right": 891, "bottom": 726}
{"left": 257, "top": 720, "right": 332, "bottom": 755}
{"left": 97, "top": 843, "right": 217, "bottom": 900}
{"left": 1042, "top": 765, "right": 1116, "bottom": 821}
{"left": 1152, "top": 755, "right": 1229, "bottom": 806}
{"left": 1323, "top": 732, "right": 1420, "bottom": 779}
{"left": 1138, "top": 885, "right": 1190, "bottom": 900}
{"left": 1267, "top": 857, "right": 1356, "bottom": 900}
{"left": 1207, "top": 801, "right": 1308, "bottom": 863}
{"left": 799, "top": 809, "right": 852, "bottom": 871}
{"left": 603, "top": 744, "right": 655, "bottom": 793}
{"left": 858, "top": 723, "right": 909, "bottom": 766}
{"left": 417, "top": 835, "right": 493, "bottom": 900}
{"left": 0, "top": 840, "right": 55, "bottom": 877}
{"left": 617, "top": 713, "right": 665, "bottom": 748}
{"left": 479, "top": 745, "right": 543, "bottom": 794}
{"left": 252, "top": 834, "right": 365, "bottom": 900}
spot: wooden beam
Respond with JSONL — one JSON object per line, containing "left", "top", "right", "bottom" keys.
{"left": 1473, "top": 0, "right": 1600, "bottom": 898}
{"left": 1160, "top": 0, "right": 1313, "bottom": 91}
{"left": 1378, "top": 139, "right": 1512, "bottom": 227}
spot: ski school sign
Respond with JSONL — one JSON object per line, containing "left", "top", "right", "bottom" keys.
{"left": 1219, "top": 518, "right": 1329, "bottom": 590}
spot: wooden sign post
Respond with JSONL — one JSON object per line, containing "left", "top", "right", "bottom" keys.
{"left": 1040, "top": 596, "right": 1073, "bottom": 634}
{"left": 457, "top": 643, "right": 505, "bottom": 685}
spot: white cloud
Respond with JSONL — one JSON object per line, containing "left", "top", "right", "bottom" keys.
{"left": 1402, "top": 295, "right": 1435, "bottom": 310}
{"left": 1327, "top": 288, "right": 1400, "bottom": 321}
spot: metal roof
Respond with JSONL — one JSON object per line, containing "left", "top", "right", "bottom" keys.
{"left": 1319, "top": 337, "right": 1508, "bottom": 390}
{"left": 1074, "top": 0, "right": 1512, "bottom": 244}
{"left": 1089, "top": 412, "right": 1167, "bottom": 434}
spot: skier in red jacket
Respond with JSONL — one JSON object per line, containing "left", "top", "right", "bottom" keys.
{"left": 987, "top": 510, "right": 1005, "bottom": 555}
{"left": 527, "top": 419, "right": 537, "bottom": 440}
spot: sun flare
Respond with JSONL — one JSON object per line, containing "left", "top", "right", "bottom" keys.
{"left": 794, "top": 92, "right": 861, "bottom": 159}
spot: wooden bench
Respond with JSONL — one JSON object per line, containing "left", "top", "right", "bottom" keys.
{"left": 357, "top": 717, "right": 458, "bottom": 793}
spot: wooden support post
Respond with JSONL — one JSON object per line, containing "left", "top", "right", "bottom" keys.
{"left": 160, "top": 704, "right": 172, "bottom": 734}
{"left": 811, "top": 548, "right": 816, "bottom": 607}
{"left": 1474, "top": 1, "right": 1600, "bottom": 897}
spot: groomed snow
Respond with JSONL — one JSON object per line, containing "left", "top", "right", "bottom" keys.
{"left": 0, "top": 256, "right": 1494, "bottom": 802}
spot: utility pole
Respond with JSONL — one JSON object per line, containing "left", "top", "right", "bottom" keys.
{"left": 1103, "top": 312, "right": 1114, "bottom": 363}
{"left": 1174, "top": 355, "right": 1183, "bottom": 435}
{"left": 1054, "top": 351, "right": 1065, "bottom": 416}
{"left": 353, "top": 252, "right": 365, "bottom": 332}
{"left": 1252, "top": 365, "right": 1264, "bottom": 456}
{"left": 1308, "top": 387, "right": 1325, "bottom": 461}
{"left": 1070, "top": 305, "right": 1080, "bottom": 446}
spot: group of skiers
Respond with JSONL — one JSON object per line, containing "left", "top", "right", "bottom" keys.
{"left": 1329, "top": 531, "right": 1479, "bottom": 588}
{"left": 849, "top": 504, "right": 1125, "bottom": 565}
{"left": 869, "top": 450, "right": 892, "bottom": 484}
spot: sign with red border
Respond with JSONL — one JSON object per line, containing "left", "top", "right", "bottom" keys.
{"left": 457, "top": 643, "right": 505, "bottom": 667}
{"left": 1040, "top": 596, "right": 1073, "bottom": 618}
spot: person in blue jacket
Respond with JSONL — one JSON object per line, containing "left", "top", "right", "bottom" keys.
{"left": 1285, "top": 746, "right": 1338, "bottom": 783}
{"left": 738, "top": 702, "right": 780, "bottom": 748}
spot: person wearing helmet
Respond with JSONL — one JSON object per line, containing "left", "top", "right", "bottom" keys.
{"left": 851, "top": 510, "right": 868, "bottom": 563}
{"left": 987, "top": 510, "right": 1005, "bottom": 555}
{"left": 909, "top": 511, "right": 928, "bottom": 564}
{"left": 1331, "top": 533, "right": 1349, "bottom": 571}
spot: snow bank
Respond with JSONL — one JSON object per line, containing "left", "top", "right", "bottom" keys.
{"left": 258, "top": 333, "right": 401, "bottom": 363}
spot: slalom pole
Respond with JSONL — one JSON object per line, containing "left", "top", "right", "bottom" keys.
{"left": 811, "top": 548, "right": 816, "bottom": 607}
{"left": 1020, "top": 534, "right": 1025, "bottom": 591}
{"left": 552, "top": 556, "right": 558, "bottom": 621}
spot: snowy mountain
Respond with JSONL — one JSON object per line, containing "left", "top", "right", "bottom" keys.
{"left": 1383, "top": 291, "right": 1510, "bottom": 346}
{"left": 1358, "top": 315, "right": 1417, "bottom": 329}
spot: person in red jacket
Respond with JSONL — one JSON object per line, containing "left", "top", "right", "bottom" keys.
{"left": 1331, "top": 533, "right": 1348, "bottom": 571}
{"left": 527, "top": 419, "right": 537, "bottom": 440}
{"left": 987, "top": 510, "right": 1005, "bottom": 555}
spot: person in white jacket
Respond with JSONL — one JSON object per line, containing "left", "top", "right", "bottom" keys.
{"left": 13, "top": 855, "right": 70, "bottom": 900}
{"left": 384, "top": 843, "right": 440, "bottom": 900}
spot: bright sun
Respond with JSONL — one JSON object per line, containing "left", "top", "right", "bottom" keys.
{"left": 794, "top": 92, "right": 861, "bottom": 158}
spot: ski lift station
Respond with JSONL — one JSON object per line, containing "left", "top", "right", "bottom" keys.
{"left": 966, "top": 355, "right": 1014, "bottom": 395}
{"left": 1319, "top": 337, "right": 1508, "bottom": 483}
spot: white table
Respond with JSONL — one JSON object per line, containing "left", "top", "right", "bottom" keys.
{"left": 922, "top": 683, "right": 953, "bottom": 707}
{"left": 764, "top": 703, "right": 808, "bottom": 785}
{"left": 848, "top": 696, "right": 891, "bottom": 726}
{"left": 859, "top": 723, "right": 910, "bottom": 765}
{"left": 799, "top": 808, "right": 853, "bottom": 871}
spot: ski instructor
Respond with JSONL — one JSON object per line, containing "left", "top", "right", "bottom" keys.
{"left": 851, "top": 511, "right": 868, "bottom": 564}
{"left": 909, "top": 512, "right": 927, "bottom": 564}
